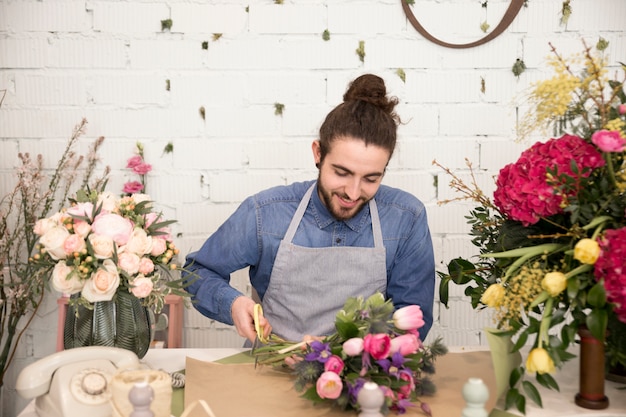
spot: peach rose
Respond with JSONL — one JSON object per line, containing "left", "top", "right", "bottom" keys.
{"left": 81, "top": 259, "right": 120, "bottom": 302}
{"left": 50, "top": 262, "right": 83, "bottom": 295}
{"left": 72, "top": 220, "right": 92, "bottom": 238}
{"left": 125, "top": 228, "right": 153, "bottom": 255}
{"left": 88, "top": 234, "right": 115, "bottom": 259}
{"left": 63, "top": 234, "right": 86, "bottom": 256}
{"left": 40, "top": 226, "right": 71, "bottom": 260}
{"left": 130, "top": 275, "right": 154, "bottom": 298}
{"left": 138, "top": 257, "right": 155, "bottom": 275}
{"left": 91, "top": 213, "right": 134, "bottom": 246}
{"left": 150, "top": 238, "right": 167, "bottom": 256}
{"left": 118, "top": 252, "right": 141, "bottom": 275}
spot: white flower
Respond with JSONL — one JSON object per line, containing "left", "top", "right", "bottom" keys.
{"left": 39, "top": 226, "right": 70, "bottom": 260}
{"left": 51, "top": 262, "right": 83, "bottom": 295}
{"left": 81, "top": 259, "right": 120, "bottom": 302}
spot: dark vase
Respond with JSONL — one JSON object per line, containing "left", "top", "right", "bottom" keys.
{"left": 64, "top": 290, "right": 154, "bottom": 359}
{"left": 575, "top": 326, "right": 609, "bottom": 410}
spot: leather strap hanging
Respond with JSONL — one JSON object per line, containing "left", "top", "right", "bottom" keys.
{"left": 402, "top": 0, "right": 526, "bottom": 49}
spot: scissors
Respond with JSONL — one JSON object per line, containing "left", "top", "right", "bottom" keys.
{"left": 251, "top": 304, "right": 268, "bottom": 368}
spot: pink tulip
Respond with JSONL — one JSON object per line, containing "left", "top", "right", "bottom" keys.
{"left": 324, "top": 355, "right": 344, "bottom": 374}
{"left": 393, "top": 305, "right": 425, "bottom": 331}
{"left": 619, "top": 104, "right": 626, "bottom": 115}
{"left": 316, "top": 371, "right": 343, "bottom": 399}
{"left": 342, "top": 337, "right": 364, "bottom": 356}
{"left": 390, "top": 333, "right": 421, "bottom": 356}
{"left": 363, "top": 333, "right": 391, "bottom": 360}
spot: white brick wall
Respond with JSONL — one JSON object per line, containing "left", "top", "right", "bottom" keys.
{"left": 1, "top": 0, "right": 625, "bottom": 415}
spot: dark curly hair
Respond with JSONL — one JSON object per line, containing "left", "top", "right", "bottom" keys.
{"left": 318, "top": 74, "right": 400, "bottom": 164}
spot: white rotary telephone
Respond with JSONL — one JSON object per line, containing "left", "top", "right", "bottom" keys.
{"left": 16, "top": 346, "right": 140, "bottom": 417}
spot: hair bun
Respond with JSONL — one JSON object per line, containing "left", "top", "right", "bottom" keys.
{"left": 343, "top": 74, "right": 398, "bottom": 116}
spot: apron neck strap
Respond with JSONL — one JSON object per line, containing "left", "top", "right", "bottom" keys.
{"left": 284, "top": 183, "right": 383, "bottom": 247}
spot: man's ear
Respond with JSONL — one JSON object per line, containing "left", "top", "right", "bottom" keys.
{"left": 311, "top": 140, "right": 321, "bottom": 166}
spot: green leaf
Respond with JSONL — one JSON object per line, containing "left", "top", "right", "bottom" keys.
{"left": 509, "top": 367, "right": 522, "bottom": 388}
{"left": 300, "top": 386, "right": 323, "bottom": 403}
{"left": 522, "top": 381, "right": 543, "bottom": 407}
{"left": 447, "top": 258, "right": 478, "bottom": 285}
{"left": 536, "top": 372, "right": 559, "bottom": 391}
{"left": 587, "top": 282, "right": 607, "bottom": 308}
{"left": 504, "top": 388, "right": 520, "bottom": 411}
{"left": 335, "top": 321, "right": 359, "bottom": 339}
{"left": 586, "top": 309, "right": 608, "bottom": 341}
{"left": 438, "top": 276, "right": 450, "bottom": 307}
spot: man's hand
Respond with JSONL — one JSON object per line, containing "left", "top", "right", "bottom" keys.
{"left": 231, "top": 296, "right": 272, "bottom": 343}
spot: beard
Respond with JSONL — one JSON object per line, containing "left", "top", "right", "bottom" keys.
{"left": 317, "top": 175, "right": 370, "bottom": 221}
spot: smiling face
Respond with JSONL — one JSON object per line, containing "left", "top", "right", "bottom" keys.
{"left": 312, "top": 136, "right": 390, "bottom": 221}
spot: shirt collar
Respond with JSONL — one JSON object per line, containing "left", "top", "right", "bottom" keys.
{"left": 309, "top": 183, "right": 372, "bottom": 233}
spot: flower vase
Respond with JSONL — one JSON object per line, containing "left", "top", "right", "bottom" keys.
{"left": 64, "top": 291, "right": 154, "bottom": 359}
{"left": 575, "top": 326, "right": 609, "bottom": 410}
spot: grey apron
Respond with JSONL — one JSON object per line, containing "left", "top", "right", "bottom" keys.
{"left": 262, "top": 183, "right": 387, "bottom": 341}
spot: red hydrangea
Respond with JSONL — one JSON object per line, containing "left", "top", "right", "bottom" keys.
{"left": 493, "top": 134, "right": 605, "bottom": 226}
{"left": 594, "top": 227, "right": 626, "bottom": 323}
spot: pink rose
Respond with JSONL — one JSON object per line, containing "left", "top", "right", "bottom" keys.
{"left": 342, "top": 337, "right": 364, "bottom": 356}
{"left": 316, "top": 371, "right": 343, "bottom": 399}
{"left": 126, "top": 155, "right": 143, "bottom": 169}
{"left": 50, "top": 262, "right": 83, "bottom": 295}
{"left": 390, "top": 333, "right": 421, "bottom": 356}
{"left": 393, "top": 305, "right": 425, "bottom": 331}
{"left": 397, "top": 371, "right": 415, "bottom": 399}
{"left": 363, "top": 333, "right": 391, "bottom": 360}
{"left": 324, "top": 355, "right": 345, "bottom": 374}
{"left": 591, "top": 130, "right": 626, "bottom": 152}
{"left": 72, "top": 220, "right": 91, "bottom": 238}
{"left": 91, "top": 213, "right": 134, "bottom": 246}
{"left": 138, "top": 257, "right": 155, "bottom": 275}
{"left": 150, "top": 237, "right": 167, "bottom": 256}
{"left": 130, "top": 275, "right": 154, "bottom": 298}
{"left": 63, "top": 234, "right": 86, "bottom": 256}
{"left": 88, "top": 234, "right": 115, "bottom": 259}
{"left": 118, "top": 252, "right": 141, "bottom": 275}
{"left": 123, "top": 181, "right": 144, "bottom": 194}
{"left": 40, "top": 226, "right": 70, "bottom": 260}
{"left": 132, "top": 162, "right": 152, "bottom": 175}
{"left": 81, "top": 259, "right": 120, "bottom": 302}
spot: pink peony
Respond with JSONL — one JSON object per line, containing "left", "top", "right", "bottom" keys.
{"left": 594, "top": 227, "right": 626, "bottom": 323}
{"left": 316, "top": 371, "right": 343, "bottom": 399}
{"left": 393, "top": 305, "right": 425, "bottom": 331}
{"left": 363, "top": 333, "right": 391, "bottom": 360}
{"left": 591, "top": 130, "right": 626, "bottom": 152}
{"left": 123, "top": 181, "right": 144, "bottom": 194}
{"left": 91, "top": 213, "right": 134, "bottom": 246}
{"left": 493, "top": 134, "right": 605, "bottom": 225}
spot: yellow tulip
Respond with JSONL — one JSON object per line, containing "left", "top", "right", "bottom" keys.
{"left": 480, "top": 283, "right": 505, "bottom": 308}
{"left": 541, "top": 272, "right": 567, "bottom": 297}
{"left": 573, "top": 238, "right": 600, "bottom": 265}
{"left": 526, "top": 347, "right": 555, "bottom": 374}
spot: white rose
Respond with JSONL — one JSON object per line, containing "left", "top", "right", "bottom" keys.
{"left": 51, "top": 262, "right": 83, "bottom": 295}
{"left": 81, "top": 259, "right": 120, "bottom": 302}
{"left": 39, "top": 226, "right": 70, "bottom": 260}
{"left": 118, "top": 252, "right": 141, "bottom": 275}
{"left": 91, "top": 213, "right": 134, "bottom": 246}
{"left": 97, "top": 191, "right": 118, "bottom": 212}
{"left": 124, "top": 228, "right": 153, "bottom": 255}
{"left": 34, "top": 218, "right": 58, "bottom": 236}
{"left": 88, "top": 234, "right": 115, "bottom": 259}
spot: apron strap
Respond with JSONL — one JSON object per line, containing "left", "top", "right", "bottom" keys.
{"left": 284, "top": 183, "right": 384, "bottom": 248}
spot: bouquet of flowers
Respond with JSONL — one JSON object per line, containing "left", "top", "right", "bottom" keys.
{"left": 254, "top": 293, "right": 447, "bottom": 415}
{"left": 30, "top": 186, "right": 187, "bottom": 314}
{"left": 436, "top": 40, "right": 626, "bottom": 413}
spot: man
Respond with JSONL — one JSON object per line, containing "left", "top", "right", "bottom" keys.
{"left": 183, "top": 74, "right": 435, "bottom": 344}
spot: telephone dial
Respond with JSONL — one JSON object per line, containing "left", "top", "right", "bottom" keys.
{"left": 16, "top": 346, "right": 140, "bottom": 417}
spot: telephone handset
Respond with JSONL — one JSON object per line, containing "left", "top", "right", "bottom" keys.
{"left": 17, "top": 346, "right": 140, "bottom": 417}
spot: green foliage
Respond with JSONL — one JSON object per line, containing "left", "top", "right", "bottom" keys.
{"left": 161, "top": 19, "right": 172, "bottom": 31}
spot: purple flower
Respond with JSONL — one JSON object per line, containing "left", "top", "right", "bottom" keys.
{"left": 305, "top": 340, "right": 332, "bottom": 363}
{"left": 377, "top": 351, "right": 406, "bottom": 378}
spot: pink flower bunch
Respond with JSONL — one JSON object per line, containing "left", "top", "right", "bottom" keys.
{"left": 32, "top": 189, "right": 180, "bottom": 310}
{"left": 493, "top": 134, "right": 605, "bottom": 226}
{"left": 290, "top": 295, "right": 445, "bottom": 415}
{"left": 123, "top": 143, "right": 152, "bottom": 194}
{"left": 594, "top": 227, "right": 626, "bottom": 323}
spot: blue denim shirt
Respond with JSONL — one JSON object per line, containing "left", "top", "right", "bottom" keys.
{"left": 183, "top": 180, "right": 435, "bottom": 337}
